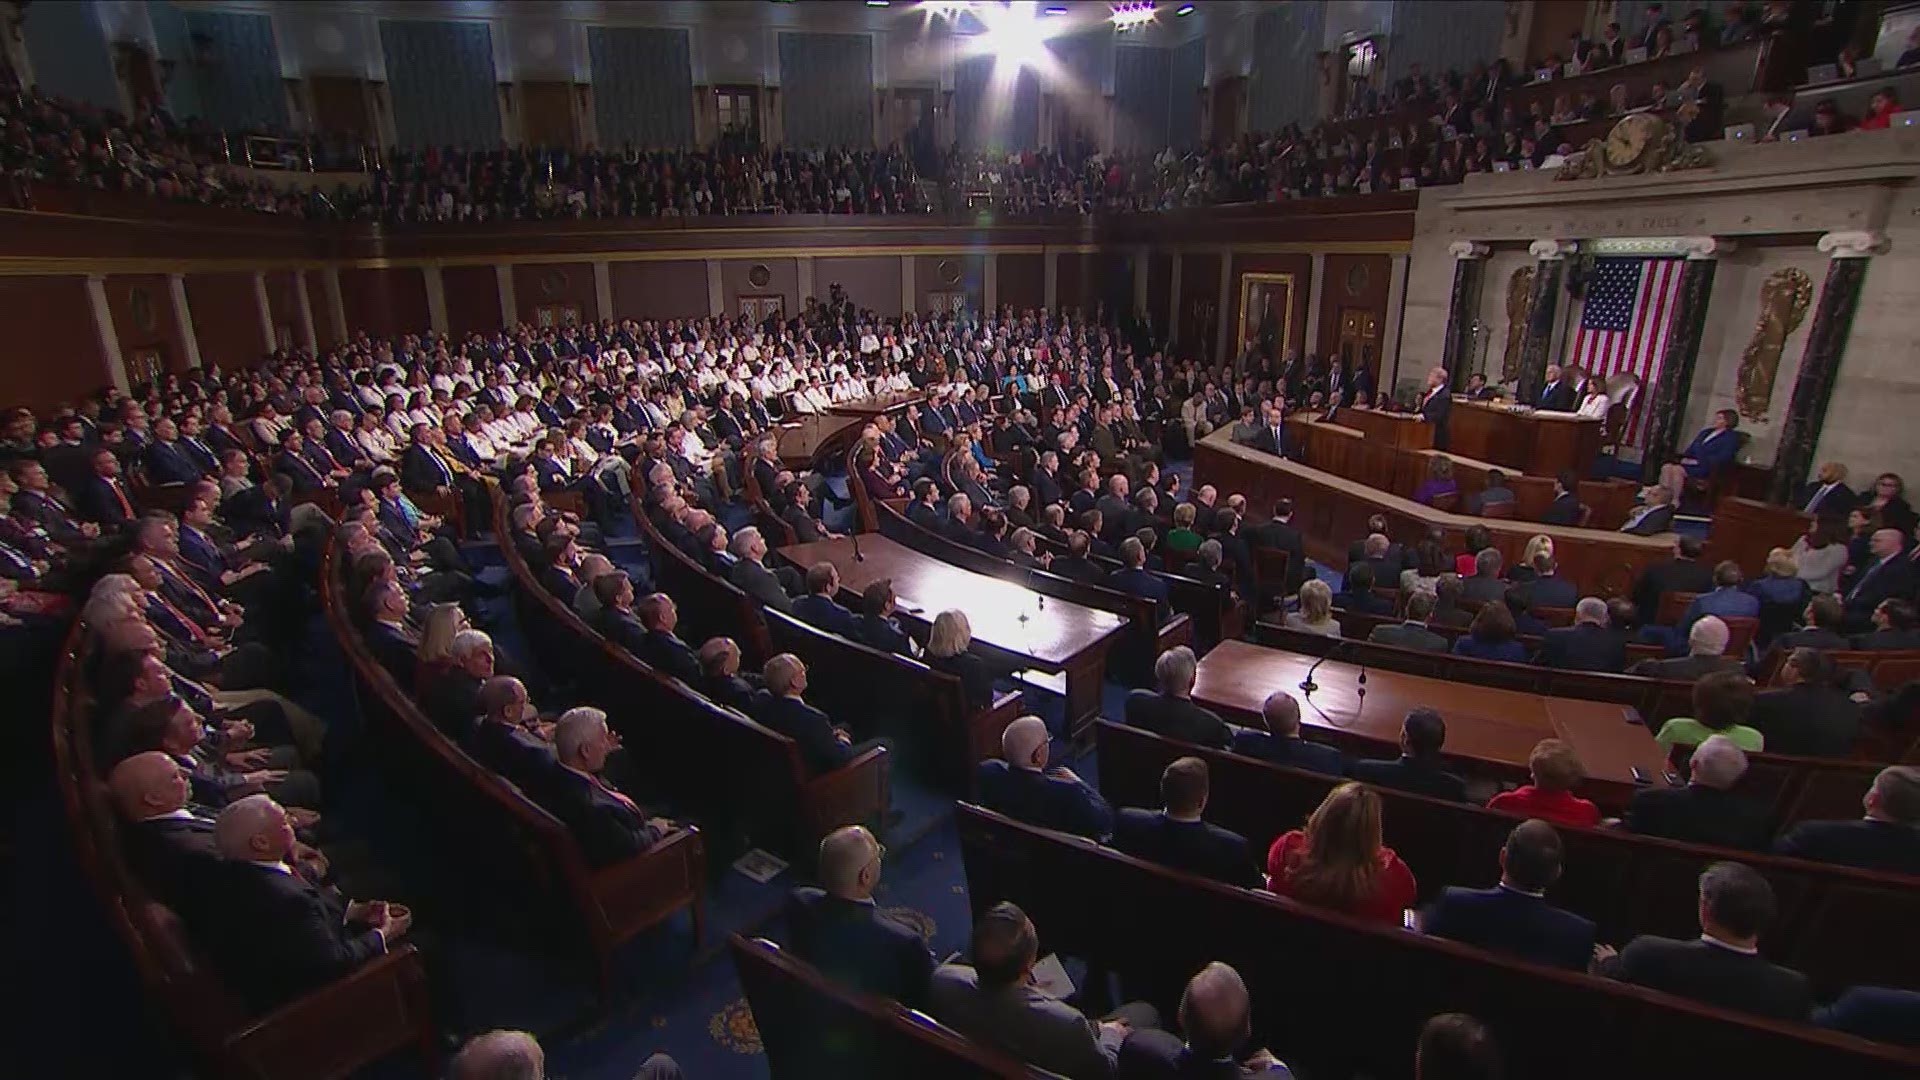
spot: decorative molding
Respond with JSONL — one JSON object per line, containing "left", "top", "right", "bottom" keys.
{"left": 1448, "top": 241, "right": 1490, "bottom": 260}
{"left": 1678, "top": 236, "right": 1736, "bottom": 261}
{"left": 1528, "top": 239, "right": 1578, "bottom": 260}
{"left": 1816, "top": 230, "right": 1889, "bottom": 259}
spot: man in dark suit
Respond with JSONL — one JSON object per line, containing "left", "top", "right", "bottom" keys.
{"left": 363, "top": 580, "right": 421, "bottom": 687}
{"left": 1773, "top": 765, "right": 1920, "bottom": 874}
{"left": 1249, "top": 404, "right": 1288, "bottom": 457}
{"left": 692, "top": 637, "right": 760, "bottom": 713}
{"left": 727, "top": 526, "right": 799, "bottom": 615}
{"left": 1421, "top": 820, "right": 1596, "bottom": 971}
{"left": 204, "top": 794, "right": 411, "bottom": 1011}
{"left": 1368, "top": 590, "right": 1450, "bottom": 653}
{"left": 1628, "top": 616, "right": 1742, "bottom": 681}
{"left": 1766, "top": 593, "right": 1852, "bottom": 654}
{"left": 109, "top": 751, "right": 222, "bottom": 916}
{"left": 1521, "top": 557, "right": 1579, "bottom": 610}
{"left": 976, "top": 715, "right": 1113, "bottom": 840}
{"left": 1460, "top": 547, "right": 1509, "bottom": 606}
{"left": 1749, "top": 648, "right": 1860, "bottom": 758}
{"left": 1815, "top": 987, "right": 1920, "bottom": 1048}
{"left": 1109, "top": 536, "right": 1171, "bottom": 623}
{"left": 1632, "top": 536, "right": 1716, "bottom": 625}
{"left": 464, "top": 677, "right": 560, "bottom": 791}
{"left": 857, "top": 578, "right": 916, "bottom": 657}
{"left": 1029, "top": 450, "right": 1065, "bottom": 509}
{"left": 1333, "top": 561, "right": 1394, "bottom": 616}
{"left": 786, "top": 825, "right": 935, "bottom": 1007}
{"left": 540, "top": 706, "right": 669, "bottom": 867}
{"left": 1124, "top": 646, "right": 1232, "bottom": 749}
{"left": 1417, "top": 365, "right": 1452, "bottom": 450}
{"left": 1534, "top": 597, "right": 1627, "bottom": 672}
{"left": 1794, "top": 462, "right": 1858, "bottom": 519}
{"left": 1842, "top": 529, "right": 1916, "bottom": 631}
{"left": 791, "top": 561, "right": 862, "bottom": 638}
{"left": 1853, "top": 597, "right": 1920, "bottom": 650}
{"left": 1232, "top": 689, "right": 1347, "bottom": 777}
{"left": 1118, "top": 962, "right": 1293, "bottom": 1079}
{"left": 1113, "top": 756, "right": 1259, "bottom": 889}
{"left": 1049, "top": 529, "right": 1108, "bottom": 585}
{"left": 753, "top": 653, "right": 865, "bottom": 777}
{"left": 1624, "top": 733, "right": 1771, "bottom": 850}
{"left": 1618, "top": 487, "right": 1677, "bottom": 536}
{"left": 73, "top": 446, "right": 138, "bottom": 529}
{"left": 1596, "top": 861, "right": 1813, "bottom": 1022}
{"left": 1534, "top": 364, "right": 1577, "bottom": 412}
{"left": 1540, "top": 471, "right": 1583, "bottom": 526}
{"left": 1349, "top": 708, "right": 1468, "bottom": 801}
{"left": 144, "top": 417, "right": 210, "bottom": 484}
{"left": 1246, "top": 498, "right": 1309, "bottom": 593}
{"left": 632, "top": 591, "right": 702, "bottom": 685}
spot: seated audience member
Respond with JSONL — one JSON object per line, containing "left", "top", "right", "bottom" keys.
{"left": 202, "top": 794, "right": 412, "bottom": 1010}
{"left": 1125, "top": 646, "right": 1232, "bottom": 749}
{"left": 464, "top": 676, "right": 558, "bottom": 789}
{"left": 1630, "top": 616, "right": 1740, "bottom": 681}
{"left": 1413, "top": 456, "right": 1458, "bottom": 507}
{"left": 1415, "top": 1014, "right": 1503, "bottom": 1080}
{"left": 1460, "top": 548, "right": 1507, "bottom": 606}
{"left": 728, "top": 526, "right": 798, "bottom": 614}
{"left": 1540, "top": 471, "right": 1581, "bottom": 525}
{"left": 362, "top": 579, "right": 421, "bottom": 685}
{"left": 1633, "top": 535, "right": 1715, "bottom": 624}
{"left": 1842, "top": 528, "right": 1914, "bottom": 630}
{"left": 1451, "top": 602, "right": 1526, "bottom": 663}
{"left": 1625, "top": 734, "right": 1770, "bottom": 850}
{"left": 1453, "top": 526, "right": 1493, "bottom": 579}
{"left": 753, "top": 653, "right": 868, "bottom": 776}
{"left": 1165, "top": 502, "right": 1203, "bottom": 554}
{"left": 1774, "top": 765, "right": 1920, "bottom": 875}
{"left": 925, "top": 609, "right": 996, "bottom": 711}
{"left": 1815, "top": 986, "right": 1920, "bottom": 1048}
{"left": 1283, "top": 579, "right": 1341, "bottom": 638}
{"left": 1113, "top": 756, "right": 1260, "bottom": 889}
{"left": 1678, "top": 409, "right": 1742, "bottom": 480}
{"left": 1769, "top": 592, "right": 1849, "bottom": 652}
{"left": 1420, "top": 819, "right": 1596, "bottom": 971}
{"left": 1619, "top": 484, "right": 1677, "bottom": 535}
{"left": 1853, "top": 597, "right": 1920, "bottom": 649}
{"left": 929, "top": 901, "right": 1160, "bottom": 1079}
{"left": 1117, "top": 962, "right": 1295, "bottom": 1079}
{"left": 785, "top": 825, "right": 934, "bottom": 1007}
{"left": 1748, "top": 647, "right": 1860, "bottom": 757}
{"left": 1596, "top": 862, "right": 1812, "bottom": 1022}
{"left": 1349, "top": 707, "right": 1468, "bottom": 802}
{"left": 857, "top": 578, "right": 916, "bottom": 657}
{"left": 1190, "top": 539, "right": 1237, "bottom": 597}
{"left": 1486, "top": 739, "right": 1600, "bottom": 827}
{"left": 540, "top": 707, "right": 670, "bottom": 867}
{"left": 1654, "top": 669, "right": 1763, "bottom": 753}
{"left": 633, "top": 591, "right": 701, "bottom": 684}
{"left": 1520, "top": 555, "right": 1578, "bottom": 611}
{"left": 1110, "top": 536, "right": 1171, "bottom": 621}
{"left": 109, "top": 751, "right": 221, "bottom": 914}
{"left": 791, "top": 561, "right": 861, "bottom": 638}
{"left": 694, "top": 636, "right": 758, "bottom": 713}
{"left": 1334, "top": 561, "right": 1393, "bottom": 615}
{"left": 422, "top": 628, "right": 494, "bottom": 737}
{"left": 1368, "top": 590, "right": 1448, "bottom": 653}
{"left": 1265, "top": 782, "right": 1418, "bottom": 926}
{"left": 1681, "top": 560, "right": 1760, "bottom": 631}
{"left": 1050, "top": 529, "right": 1108, "bottom": 585}
{"left": 1534, "top": 597, "right": 1625, "bottom": 672}
{"left": 1232, "top": 689, "right": 1348, "bottom": 777}
{"left": 1503, "top": 589, "right": 1549, "bottom": 638}
{"left": 976, "top": 715, "right": 1113, "bottom": 840}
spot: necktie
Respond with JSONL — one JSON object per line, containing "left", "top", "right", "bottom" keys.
{"left": 593, "top": 774, "right": 640, "bottom": 815}
{"left": 110, "top": 479, "right": 134, "bottom": 519}
{"left": 1848, "top": 559, "right": 1883, "bottom": 601}
{"left": 153, "top": 592, "right": 208, "bottom": 642}
{"left": 1804, "top": 485, "right": 1829, "bottom": 513}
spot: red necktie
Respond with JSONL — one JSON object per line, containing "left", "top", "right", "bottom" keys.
{"left": 110, "top": 479, "right": 133, "bottom": 519}
{"left": 592, "top": 774, "right": 639, "bottom": 815}
{"left": 163, "top": 559, "right": 222, "bottom": 614}
{"left": 153, "top": 592, "right": 208, "bottom": 642}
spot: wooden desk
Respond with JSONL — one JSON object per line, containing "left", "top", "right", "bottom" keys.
{"left": 1192, "top": 640, "right": 1669, "bottom": 805}
{"left": 1450, "top": 400, "right": 1603, "bottom": 479}
{"left": 1195, "top": 430, "right": 1671, "bottom": 597}
{"left": 1336, "top": 406, "right": 1433, "bottom": 451}
{"left": 1706, "top": 496, "right": 1812, "bottom": 580}
{"left": 828, "top": 389, "right": 926, "bottom": 418}
{"left": 773, "top": 414, "right": 865, "bottom": 471}
{"left": 779, "top": 534, "right": 1128, "bottom": 731}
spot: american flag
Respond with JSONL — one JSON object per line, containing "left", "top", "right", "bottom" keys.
{"left": 1571, "top": 256, "right": 1685, "bottom": 445}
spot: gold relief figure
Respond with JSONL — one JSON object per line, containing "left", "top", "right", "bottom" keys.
{"left": 1734, "top": 268, "right": 1813, "bottom": 421}
{"left": 1501, "top": 265, "right": 1535, "bottom": 381}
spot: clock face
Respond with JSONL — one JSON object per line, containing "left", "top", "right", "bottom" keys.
{"left": 1604, "top": 114, "right": 1659, "bottom": 167}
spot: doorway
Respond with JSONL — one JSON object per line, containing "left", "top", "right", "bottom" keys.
{"left": 714, "top": 86, "right": 760, "bottom": 149}
{"left": 1336, "top": 306, "right": 1382, "bottom": 388}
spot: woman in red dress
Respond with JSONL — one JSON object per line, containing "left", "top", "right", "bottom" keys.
{"left": 1265, "top": 782, "right": 1419, "bottom": 926}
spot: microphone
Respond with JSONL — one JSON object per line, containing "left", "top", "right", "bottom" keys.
{"left": 1299, "top": 637, "right": 1343, "bottom": 693}
{"left": 852, "top": 529, "right": 865, "bottom": 562}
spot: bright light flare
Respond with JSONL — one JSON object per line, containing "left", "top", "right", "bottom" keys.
{"left": 1110, "top": 2, "right": 1157, "bottom": 30}
{"left": 919, "top": 0, "right": 973, "bottom": 16}
{"left": 976, "top": 1, "right": 1052, "bottom": 69}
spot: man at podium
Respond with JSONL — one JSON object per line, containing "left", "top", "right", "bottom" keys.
{"left": 1418, "top": 367, "right": 1453, "bottom": 451}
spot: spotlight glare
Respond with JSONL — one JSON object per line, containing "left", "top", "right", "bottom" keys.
{"left": 980, "top": 0, "right": 1050, "bottom": 68}
{"left": 1175, "top": 3, "right": 1195, "bottom": 14}
{"left": 921, "top": 0, "right": 972, "bottom": 14}
{"left": 1110, "top": 3, "right": 1157, "bottom": 31}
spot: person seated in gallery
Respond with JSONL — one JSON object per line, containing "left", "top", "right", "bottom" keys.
{"left": 1348, "top": 707, "right": 1468, "bottom": 802}
{"left": 1678, "top": 408, "right": 1741, "bottom": 480}
{"left": 1451, "top": 602, "right": 1527, "bottom": 663}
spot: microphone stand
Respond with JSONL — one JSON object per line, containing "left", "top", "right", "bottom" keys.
{"left": 852, "top": 528, "right": 865, "bottom": 562}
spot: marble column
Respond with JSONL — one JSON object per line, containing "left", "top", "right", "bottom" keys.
{"left": 1768, "top": 231, "right": 1887, "bottom": 503}
{"left": 1441, "top": 242, "right": 1489, "bottom": 389}
{"left": 1640, "top": 237, "right": 1733, "bottom": 482}
{"left": 1515, "top": 240, "right": 1576, "bottom": 404}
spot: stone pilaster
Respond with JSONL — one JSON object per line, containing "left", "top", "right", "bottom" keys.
{"left": 1640, "top": 237, "right": 1733, "bottom": 481}
{"left": 1514, "top": 240, "right": 1576, "bottom": 405}
{"left": 1441, "top": 241, "right": 1490, "bottom": 389}
{"left": 1768, "top": 231, "right": 1886, "bottom": 503}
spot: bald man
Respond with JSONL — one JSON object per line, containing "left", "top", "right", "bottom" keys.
{"left": 110, "top": 751, "right": 220, "bottom": 914}
{"left": 784, "top": 825, "right": 935, "bottom": 1007}
{"left": 449, "top": 1030, "right": 544, "bottom": 1080}
{"left": 1117, "top": 962, "right": 1293, "bottom": 1078}
{"left": 203, "top": 794, "right": 410, "bottom": 1009}
{"left": 1843, "top": 528, "right": 1916, "bottom": 630}
{"left": 975, "top": 715, "right": 1112, "bottom": 840}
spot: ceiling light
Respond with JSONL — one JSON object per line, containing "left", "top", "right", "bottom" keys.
{"left": 980, "top": 1, "right": 1051, "bottom": 67}
{"left": 866, "top": 1, "right": 892, "bottom": 7}
{"left": 1175, "top": 4, "right": 1195, "bottom": 14}
{"left": 1110, "top": 3, "right": 1157, "bottom": 31}
{"left": 921, "top": 0, "right": 973, "bottom": 14}
{"left": 1042, "top": 5, "right": 1068, "bottom": 13}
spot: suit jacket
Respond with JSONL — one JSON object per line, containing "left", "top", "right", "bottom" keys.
{"left": 1634, "top": 558, "right": 1717, "bottom": 624}
{"left": 1523, "top": 574, "right": 1579, "bottom": 611}
{"left": 1625, "top": 783, "right": 1771, "bottom": 851}
{"left": 1125, "top": 690, "right": 1232, "bottom": 749}
{"left": 1113, "top": 809, "right": 1259, "bottom": 888}
{"left": 123, "top": 812, "right": 222, "bottom": 916}
{"left": 366, "top": 620, "right": 421, "bottom": 687}
{"left": 1246, "top": 519, "right": 1308, "bottom": 589}
{"left": 1460, "top": 573, "right": 1509, "bottom": 606}
{"left": 1749, "top": 684, "right": 1860, "bottom": 758}
{"left": 637, "top": 628, "right": 701, "bottom": 685}
{"left": 754, "top": 691, "right": 852, "bottom": 775}
{"left": 792, "top": 594, "right": 862, "bottom": 639}
{"left": 785, "top": 888, "right": 935, "bottom": 1007}
{"left": 1601, "top": 936, "right": 1812, "bottom": 1021}
{"left": 145, "top": 440, "right": 207, "bottom": 485}
{"left": 730, "top": 558, "right": 795, "bottom": 615}
{"left": 1334, "top": 589, "right": 1394, "bottom": 616}
{"left": 1535, "top": 380, "right": 1577, "bottom": 412}
{"left": 538, "top": 767, "right": 664, "bottom": 867}
{"left": 1793, "top": 481, "right": 1858, "bottom": 519}
{"left": 200, "top": 861, "right": 388, "bottom": 1010}
{"left": 1852, "top": 627, "right": 1920, "bottom": 650}
{"left": 975, "top": 760, "right": 1113, "bottom": 839}
{"left": 1534, "top": 623, "right": 1627, "bottom": 673}
{"left": 1422, "top": 884, "right": 1596, "bottom": 971}
{"left": 1348, "top": 755, "right": 1468, "bottom": 802}
{"left": 1628, "top": 654, "right": 1741, "bottom": 681}
{"left": 1368, "top": 620, "right": 1450, "bottom": 654}
{"left": 422, "top": 669, "right": 483, "bottom": 738}
{"left": 1540, "top": 492, "right": 1582, "bottom": 526}
{"left": 928, "top": 965, "right": 1113, "bottom": 1080}
{"left": 1418, "top": 386, "right": 1452, "bottom": 450}
{"left": 73, "top": 475, "right": 135, "bottom": 527}
{"left": 465, "top": 717, "right": 559, "bottom": 790}
{"left": 1774, "top": 818, "right": 1920, "bottom": 875}
{"left": 1681, "top": 427, "right": 1740, "bottom": 476}
{"left": 1843, "top": 556, "right": 1917, "bottom": 622}
{"left": 1231, "top": 731, "right": 1347, "bottom": 776}
{"left": 1118, "top": 1029, "right": 1293, "bottom": 1079}
{"left": 1815, "top": 986, "right": 1920, "bottom": 1048}
{"left": 859, "top": 613, "right": 914, "bottom": 656}
{"left": 1620, "top": 504, "right": 1676, "bottom": 536}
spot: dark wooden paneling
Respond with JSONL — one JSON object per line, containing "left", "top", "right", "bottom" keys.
{"left": 309, "top": 76, "right": 374, "bottom": 141}
{"left": 1147, "top": 253, "right": 1173, "bottom": 337}
{"left": 263, "top": 270, "right": 303, "bottom": 350}
{"left": 815, "top": 255, "right": 900, "bottom": 315}
{"left": 338, "top": 268, "right": 428, "bottom": 340}
{"left": 519, "top": 81, "right": 581, "bottom": 150}
{"left": 511, "top": 261, "right": 598, "bottom": 326}
{"left": 1319, "top": 253, "right": 1392, "bottom": 385}
{"left": 610, "top": 260, "right": 709, "bottom": 321}
{"left": 1177, "top": 252, "right": 1221, "bottom": 360}
{"left": 441, "top": 265, "right": 502, "bottom": 335}
{"left": 306, "top": 271, "right": 339, "bottom": 348}
{"left": 913, "top": 253, "right": 984, "bottom": 315}
{"left": 719, "top": 257, "right": 798, "bottom": 318}
{"left": 998, "top": 253, "right": 1045, "bottom": 312}
{"left": 186, "top": 272, "right": 266, "bottom": 370}
{"left": 1228, "top": 253, "right": 1312, "bottom": 362}
{"left": 103, "top": 273, "right": 191, "bottom": 373}
{"left": 0, "top": 276, "right": 112, "bottom": 406}
{"left": 1056, "top": 252, "right": 1094, "bottom": 314}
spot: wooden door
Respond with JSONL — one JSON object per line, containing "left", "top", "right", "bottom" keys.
{"left": 520, "top": 82, "right": 581, "bottom": 150}
{"left": 715, "top": 86, "right": 760, "bottom": 147}
{"left": 310, "top": 76, "right": 374, "bottom": 141}
{"left": 1210, "top": 76, "right": 1246, "bottom": 144}
{"left": 1337, "top": 307, "right": 1382, "bottom": 389}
